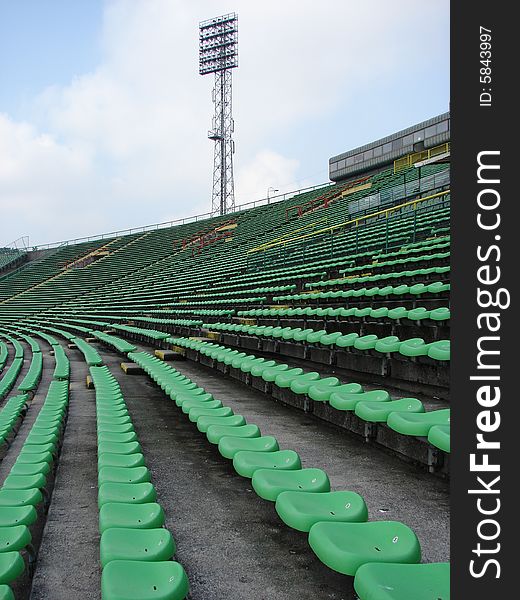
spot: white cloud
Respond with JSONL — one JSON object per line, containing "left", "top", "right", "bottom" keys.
{"left": 0, "top": 0, "right": 449, "bottom": 245}
{"left": 236, "top": 150, "right": 300, "bottom": 203}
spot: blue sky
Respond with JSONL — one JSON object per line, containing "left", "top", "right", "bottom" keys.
{"left": 0, "top": 0, "right": 449, "bottom": 246}
{"left": 0, "top": 1, "right": 103, "bottom": 117}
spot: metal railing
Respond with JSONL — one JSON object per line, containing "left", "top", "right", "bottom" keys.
{"left": 394, "top": 142, "right": 451, "bottom": 173}
{"left": 30, "top": 181, "right": 333, "bottom": 251}
{"left": 246, "top": 190, "right": 450, "bottom": 271}
{"left": 248, "top": 189, "right": 450, "bottom": 254}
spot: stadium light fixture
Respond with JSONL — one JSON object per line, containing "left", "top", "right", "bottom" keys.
{"left": 199, "top": 13, "right": 238, "bottom": 217}
{"left": 267, "top": 187, "right": 279, "bottom": 204}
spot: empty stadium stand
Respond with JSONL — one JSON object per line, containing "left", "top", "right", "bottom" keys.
{"left": 0, "top": 156, "right": 450, "bottom": 598}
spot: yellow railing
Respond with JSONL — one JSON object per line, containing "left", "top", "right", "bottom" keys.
{"left": 252, "top": 217, "right": 329, "bottom": 253}
{"left": 247, "top": 189, "right": 450, "bottom": 255}
{"left": 394, "top": 142, "right": 451, "bottom": 173}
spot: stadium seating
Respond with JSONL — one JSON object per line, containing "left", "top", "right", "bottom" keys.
{"left": 0, "top": 161, "right": 450, "bottom": 598}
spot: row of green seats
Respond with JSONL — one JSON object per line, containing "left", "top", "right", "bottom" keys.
{"left": 188, "top": 284, "right": 297, "bottom": 299}
{"left": 339, "top": 251, "right": 450, "bottom": 275}
{"left": 0, "top": 338, "right": 24, "bottom": 401}
{"left": 17, "top": 338, "right": 42, "bottom": 394}
{"left": 0, "top": 394, "right": 30, "bottom": 447}
{"left": 91, "top": 364, "right": 189, "bottom": 600}
{"left": 129, "top": 317, "right": 204, "bottom": 328}
{"left": 304, "top": 266, "right": 450, "bottom": 291}
{"left": 169, "top": 338, "right": 450, "bottom": 453}
{"left": 374, "top": 238, "right": 449, "bottom": 261}
{"left": 237, "top": 305, "right": 450, "bottom": 322}
{"left": 128, "top": 350, "right": 449, "bottom": 599}
{"left": 203, "top": 322, "right": 451, "bottom": 361}
{"left": 0, "top": 377, "right": 69, "bottom": 595}
{"left": 52, "top": 345, "right": 70, "bottom": 381}
{"left": 111, "top": 324, "right": 170, "bottom": 341}
{"left": 273, "top": 279, "right": 449, "bottom": 303}
{"left": 90, "top": 331, "right": 137, "bottom": 354}
{"left": 0, "top": 343, "right": 7, "bottom": 374}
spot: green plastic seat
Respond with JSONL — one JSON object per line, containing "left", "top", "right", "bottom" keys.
{"left": 180, "top": 398, "right": 222, "bottom": 413}
{"left": 407, "top": 307, "right": 430, "bottom": 321}
{"left": 355, "top": 398, "right": 424, "bottom": 422}
{"left": 0, "top": 525, "right": 31, "bottom": 553}
{"left": 241, "top": 358, "right": 273, "bottom": 373}
{"left": 100, "top": 527, "right": 175, "bottom": 568}
{"left": 233, "top": 449, "right": 301, "bottom": 478}
{"left": 354, "top": 335, "right": 379, "bottom": 351}
{"left": 252, "top": 468, "right": 330, "bottom": 501}
{"left": 2, "top": 473, "right": 46, "bottom": 491}
{"left": 98, "top": 482, "right": 157, "bottom": 508}
{"left": 374, "top": 336, "right": 401, "bottom": 354}
{"left": 292, "top": 329, "right": 314, "bottom": 342}
{"left": 429, "top": 307, "right": 450, "bottom": 321}
{"left": 387, "top": 307, "right": 408, "bottom": 320}
{"left": 0, "top": 489, "right": 43, "bottom": 508}
{"left": 249, "top": 360, "right": 278, "bottom": 377}
{"left": 188, "top": 406, "right": 233, "bottom": 422}
{"left": 0, "top": 506, "right": 37, "bottom": 528}
{"left": 288, "top": 372, "right": 323, "bottom": 395}
{"left": 320, "top": 332, "right": 343, "bottom": 346}
{"left": 99, "top": 466, "right": 151, "bottom": 486}
{"left": 99, "top": 502, "right": 165, "bottom": 533}
{"left": 354, "top": 561, "right": 450, "bottom": 600}
{"left": 409, "top": 284, "right": 428, "bottom": 296}
{"left": 0, "top": 585, "right": 14, "bottom": 600}
{"left": 0, "top": 552, "right": 25, "bottom": 585}
{"left": 9, "top": 462, "right": 50, "bottom": 477}
{"left": 306, "top": 378, "right": 346, "bottom": 402}
{"left": 275, "top": 490, "right": 368, "bottom": 532}
{"left": 196, "top": 414, "right": 246, "bottom": 433}
{"left": 308, "top": 520, "right": 421, "bottom": 575}
{"left": 273, "top": 368, "right": 309, "bottom": 389}
{"left": 262, "top": 365, "right": 295, "bottom": 383}
{"left": 24, "top": 433, "right": 57, "bottom": 447}
{"left": 174, "top": 391, "right": 211, "bottom": 407}
{"left": 427, "top": 281, "right": 449, "bottom": 294}
{"left": 387, "top": 409, "right": 450, "bottom": 436}
{"left": 101, "top": 559, "right": 189, "bottom": 600}
{"left": 353, "top": 308, "right": 372, "bottom": 318}
{"left": 335, "top": 333, "right": 359, "bottom": 348}
{"left": 369, "top": 307, "right": 388, "bottom": 319}
{"left": 428, "top": 425, "right": 451, "bottom": 453}
{"left": 218, "top": 435, "right": 279, "bottom": 459}
{"left": 330, "top": 389, "right": 390, "bottom": 412}
{"left": 98, "top": 453, "right": 146, "bottom": 469}
{"left": 19, "top": 442, "right": 55, "bottom": 455}
{"left": 206, "top": 423, "right": 260, "bottom": 445}
{"left": 98, "top": 415, "right": 132, "bottom": 426}
{"left": 98, "top": 431, "right": 138, "bottom": 444}
{"left": 98, "top": 423, "right": 135, "bottom": 434}
{"left": 427, "top": 340, "right": 450, "bottom": 361}
{"left": 399, "top": 338, "right": 428, "bottom": 357}
{"left": 98, "top": 441, "right": 141, "bottom": 455}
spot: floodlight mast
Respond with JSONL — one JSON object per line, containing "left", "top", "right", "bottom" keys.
{"left": 199, "top": 13, "right": 238, "bottom": 217}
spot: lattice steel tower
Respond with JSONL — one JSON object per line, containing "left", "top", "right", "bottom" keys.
{"left": 199, "top": 13, "right": 238, "bottom": 216}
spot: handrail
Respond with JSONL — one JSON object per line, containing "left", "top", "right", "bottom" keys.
{"left": 253, "top": 218, "right": 329, "bottom": 253}
{"left": 247, "top": 189, "right": 450, "bottom": 254}
{"left": 394, "top": 142, "right": 451, "bottom": 173}
{"left": 30, "top": 181, "right": 333, "bottom": 251}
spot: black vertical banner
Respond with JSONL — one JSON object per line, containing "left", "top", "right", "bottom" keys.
{"left": 451, "top": 2, "right": 515, "bottom": 598}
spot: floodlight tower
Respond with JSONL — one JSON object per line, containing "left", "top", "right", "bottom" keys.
{"left": 199, "top": 13, "right": 238, "bottom": 216}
